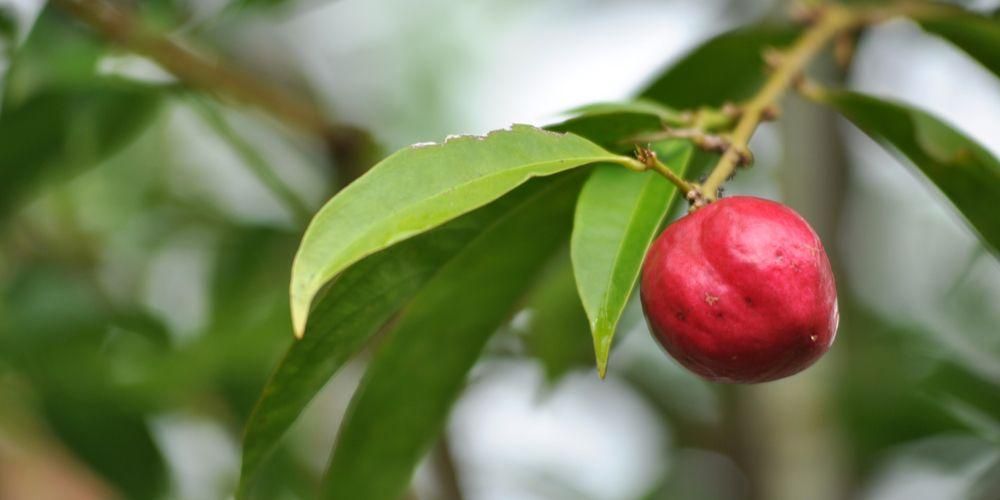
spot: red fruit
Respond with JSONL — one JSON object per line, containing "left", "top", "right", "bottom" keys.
{"left": 640, "top": 196, "right": 838, "bottom": 383}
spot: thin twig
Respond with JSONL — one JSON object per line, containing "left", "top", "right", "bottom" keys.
{"left": 626, "top": 128, "right": 730, "bottom": 153}
{"left": 53, "top": 0, "right": 377, "bottom": 178}
{"left": 188, "top": 96, "right": 313, "bottom": 225}
{"left": 434, "top": 437, "right": 465, "bottom": 500}
{"left": 634, "top": 146, "right": 700, "bottom": 199}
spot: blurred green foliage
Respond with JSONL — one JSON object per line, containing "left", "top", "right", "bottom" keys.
{"left": 0, "top": 1, "right": 997, "bottom": 500}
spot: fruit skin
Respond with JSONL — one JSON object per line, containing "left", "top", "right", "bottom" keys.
{"left": 640, "top": 196, "right": 838, "bottom": 383}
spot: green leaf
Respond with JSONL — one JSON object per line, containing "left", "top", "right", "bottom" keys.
{"left": 548, "top": 111, "right": 665, "bottom": 153}
{"left": 640, "top": 26, "right": 799, "bottom": 108}
{"left": 43, "top": 394, "right": 167, "bottom": 500}
{"left": 0, "top": 82, "right": 161, "bottom": 214}
{"left": 237, "top": 174, "right": 583, "bottom": 498}
{"left": 545, "top": 99, "right": 691, "bottom": 153}
{"left": 321, "top": 172, "right": 584, "bottom": 500}
{"left": 3, "top": 7, "right": 106, "bottom": 93}
{"left": 571, "top": 140, "right": 695, "bottom": 378}
{"left": 0, "top": 6, "right": 16, "bottom": 42}
{"left": 0, "top": 265, "right": 168, "bottom": 499}
{"left": 920, "top": 12, "right": 1000, "bottom": 78}
{"left": 520, "top": 250, "right": 593, "bottom": 382}
{"left": 568, "top": 99, "right": 687, "bottom": 124}
{"left": 0, "top": 8, "right": 160, "bottom": 215}
{"left": 228, "top": 0, "right": 297, "bottom": 10}
{"left": 815, "top": 90, "right": 1000, "bottom": 255}
{"left": 290, "top": 124, "right": 636, "bottom": 336}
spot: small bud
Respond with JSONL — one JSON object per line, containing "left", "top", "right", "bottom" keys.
{"left": 634, "top": 145, "right": 659, "bottom": 168}
{"left": 834, "top": 32, "right": 857, "bottom": 70}
{"left": 735, "top": 146, "right": 754, "bottom": 168}
{"left": 721, "top": 102, "right": 742, "bottom": 119}
{"left": 762, "top": 48, "right": 784, "bottom": 71}
{"left": 790, "top": 2, "right": 823, "bottom": 25}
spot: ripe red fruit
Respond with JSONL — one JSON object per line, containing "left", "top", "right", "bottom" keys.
{"left": 640, "top": 196, "right": 838, "bottom": 383}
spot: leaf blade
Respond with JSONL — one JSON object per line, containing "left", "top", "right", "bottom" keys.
{"left": 238, "top": 174, "right": 585, "bottom": 497}
{"left": 567, "top": 99, "right": 686, "bottom": 124}
{"left": 0, "top": 83, "right": 160, "bottom": 214}
{"left": 571, "top": 140, "right": 695, "bottom": 377}
{"left": 320, "top": 173, "right": 584, "bottom": 500}
{"left": 816, "top": 90, "right": 1000, "bottom": 254}
{"left": 920, "top": 12, "right": 1000, "bottom": 78}
{"left": 290, "top": 124, "right": 630, "bottom": 336}
{"left": 640, "top": 26, "right": 799, "bottom": 108}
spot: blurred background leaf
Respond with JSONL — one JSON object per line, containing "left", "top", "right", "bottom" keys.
{"left": 640, "top": 26, "right": 799, "bottom": 108}
{"left": 519, "top": 250, "right": 593, "bottom": 383}
{"left": 0, "top": 1, "right": 997, "bottom": 499}
{"left": 0, "top": 82, "right": 161, "bottom": 215}
{"left": 0, "top": 7, "right": 162, "bottom": 217}
{"left": 815, "top": 89, "right": 1000, "bottom": 254}
{"left": 919, "top": 11, "right": 1000, "bottom": 78}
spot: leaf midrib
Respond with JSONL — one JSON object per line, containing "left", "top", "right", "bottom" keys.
{"left": 596, "top": 174, "right": 668, "bottom": 331}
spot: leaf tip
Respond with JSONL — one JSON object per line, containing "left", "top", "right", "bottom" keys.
{"left": 594, "top": 335, "right": 612, "bottom": 379}
{"left": 290, "top": 292, "right": 309, "bottom": 339}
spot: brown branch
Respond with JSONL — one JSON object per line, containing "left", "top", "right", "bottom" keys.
{"left": 54, "top": 0, "right": 377, "bottom": 179}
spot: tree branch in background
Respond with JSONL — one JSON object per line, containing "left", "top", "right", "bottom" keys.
{"left": 53, "top": 0, "right": 378, "bottom": 183}
{"left": 698, "top": 1, "right": 966, "bottom": 203}
{"left": 698, "top": 4, "right": 856, "bottom": 202}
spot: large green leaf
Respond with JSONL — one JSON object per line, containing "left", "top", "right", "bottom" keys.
{"left": 0, "top": 8, "right": 160, "bottom": 215}
{"left": 548, "top": 111, "right": 665, "bottom": 153}
{"left": 3, "top": 7, "right": 106, "bottom": 94}
{"left": 290, "top": 124, "right": 637, "bottom": 336}
{"left": 545, "top": 99, "right": 696, "bottom": 153}
{"left": 568, "top": 99, "right": 687, "bottom": 124}
{"left": 0, "top": 83, "right": 160, "bottom": 214}
{"left": 571, "top": 140, "right": 695, "bottom": 378}
{"left": 237, "top": 174, "right": 582, "bottom": 497}
{"left": 0, "top": 6, "right": 16, "bottom": 42}
{"left": 640, "top": 26, "right": 799, "bottom": 108}
{"left": 0, "top": 265, "right": 168, "bottom": 499}
{"left": 321, "top": 173, "right": 584, "bottom": 500}
{"left": 920, "top": 12, "right": 1000, "bottom": 78}
{"left": 42, "top": 393, "right": 167, "bottom": 500}
{"left": 815, "top": 90, "right": 1000, "bottom": 254}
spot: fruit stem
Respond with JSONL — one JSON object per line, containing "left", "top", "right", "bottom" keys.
{"left": 697, "top": 1, "right": 964, "bottom": 204}
{"left": 632, "top": 146, "right": 700, "bottom": 199}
